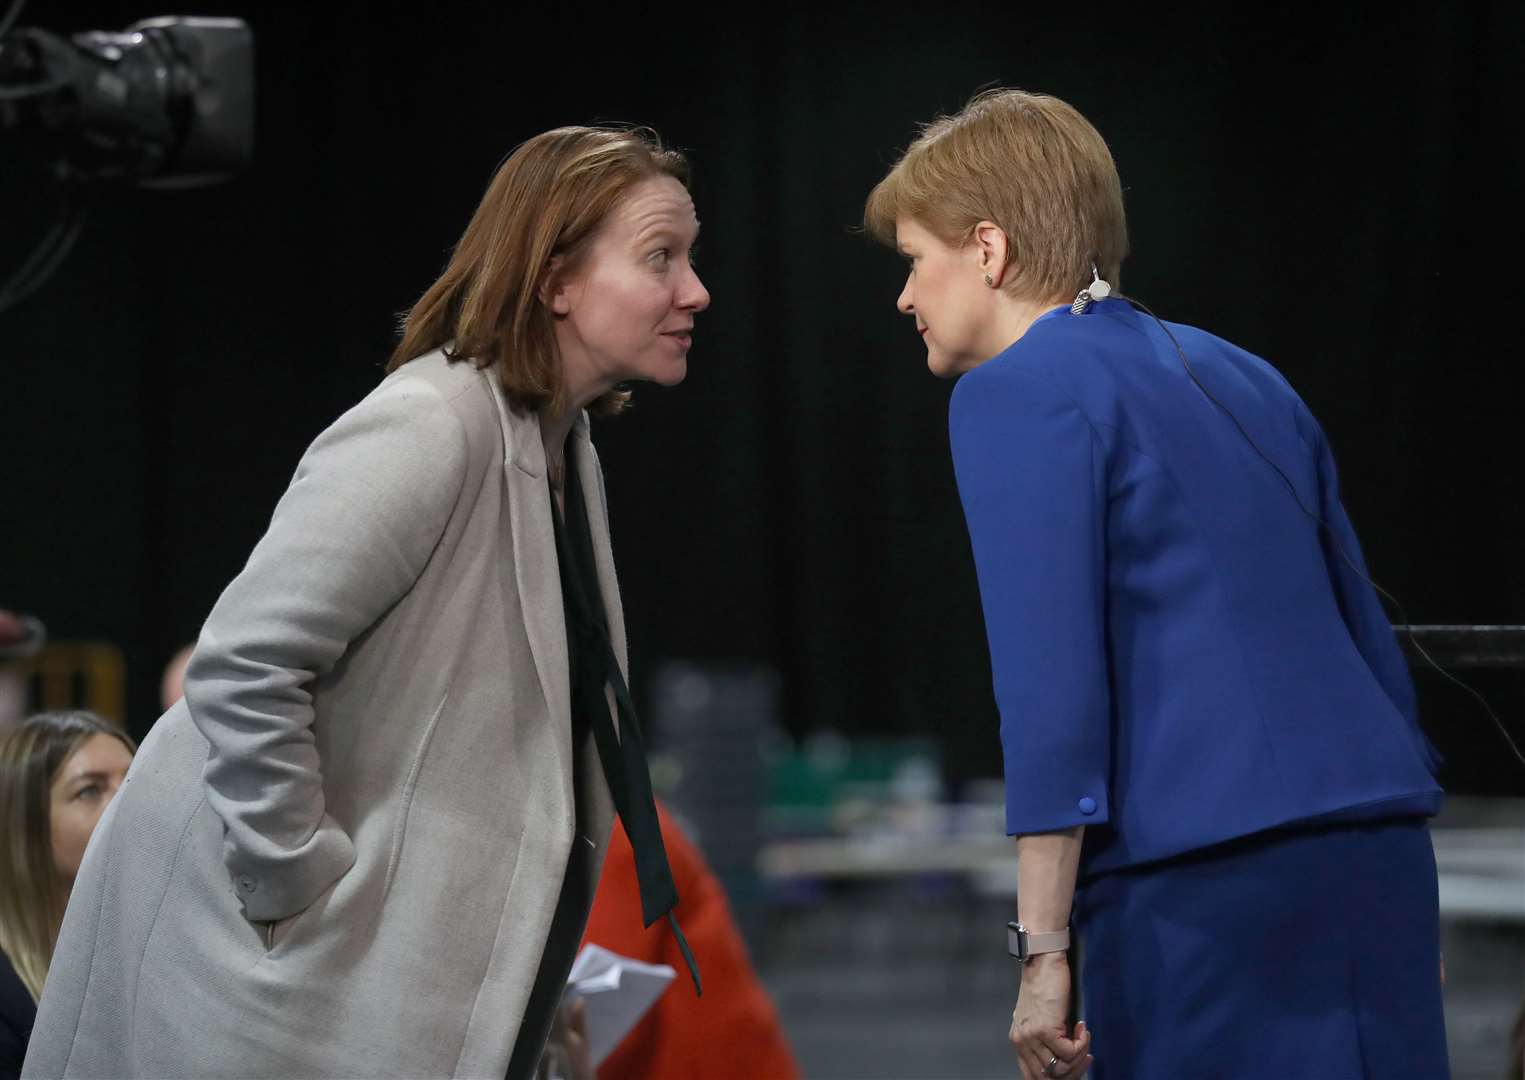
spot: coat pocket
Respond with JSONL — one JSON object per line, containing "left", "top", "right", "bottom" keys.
{"left": 255, "top": 907, "right": 299, "bottom": 953}
{"left": 381, "top": 690, "right": 450, "bottom": 902}
{"left": 256, "top": 867, "right": 348, "bottom": 958}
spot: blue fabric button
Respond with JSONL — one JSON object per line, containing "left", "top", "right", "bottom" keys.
{"left": 1078, "top": 797, "right": 1097, "bottom": 815}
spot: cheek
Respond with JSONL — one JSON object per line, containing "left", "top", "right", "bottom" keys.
{"left": 921, "top": 277, "right": 962, "bottom": 338}
{"left": 631, "top": 279, "right": 675, "bottom": 331}
{"left": 580, "top": 274, "right": 670, "bottom": 346}
{"left": 922, "top": 268, "right": 958, "bottom": 322}
{"left": 50, "top": 806, "right": 86, "bottom": 874}
{"left": 943, "top": 284, "right": 983, "bottom": 345}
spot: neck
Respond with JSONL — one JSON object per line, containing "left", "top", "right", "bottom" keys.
{"left": 984, "top": 294, "right": 1068, "bottom": 358}
{"left": 540, "top": 407, "right": 579, "bottom": 474}
{"left": 541, "top": 340, "right": 613, "bottom": 476}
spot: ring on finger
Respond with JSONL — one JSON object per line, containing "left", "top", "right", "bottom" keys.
{"left": 1044, "top": 1052, "right": 1061, "bottom": 1077}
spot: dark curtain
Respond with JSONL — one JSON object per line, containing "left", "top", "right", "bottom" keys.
{"left": 3, "top": 1, "right": 1521, "bottom": 793}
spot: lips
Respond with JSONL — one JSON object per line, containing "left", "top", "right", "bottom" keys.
{"left": 662, "top": 327, "right": 694, "bottom": 347}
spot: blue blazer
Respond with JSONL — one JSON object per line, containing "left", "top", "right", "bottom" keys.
{"left": 949, "top": 298, "right": 1442, "bottom": 876}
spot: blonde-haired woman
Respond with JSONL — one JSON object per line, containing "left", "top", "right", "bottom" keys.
{"left": 867, "top": 90, "right": 1447, "bottom": 1079}
{"left": 1, "top": 712, "right": 133, "bottom": 1078}
{"left": 26, "top": 125, "right": 708, "bottom": 1079}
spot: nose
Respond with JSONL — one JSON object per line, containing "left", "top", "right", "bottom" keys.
{"left": 896, "top": 272, "right": 914, "bottom": 315}
{"left": 679, "top": 265, "right": 710, "bottom": 313}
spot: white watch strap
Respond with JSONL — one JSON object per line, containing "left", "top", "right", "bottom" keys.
{"left": 1007, "top": 922, "right": 1070, "bottom": 961}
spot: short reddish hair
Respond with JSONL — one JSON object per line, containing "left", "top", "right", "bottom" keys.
{"left": 866, "top": 89, "right": 1129, "bottom": 301}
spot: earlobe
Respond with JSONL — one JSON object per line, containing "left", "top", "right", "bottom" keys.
{"left": 973, "top": 220, "right": 1008, "bottom": 287}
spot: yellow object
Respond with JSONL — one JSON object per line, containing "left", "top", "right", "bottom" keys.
{"left": 0, "top": 640, "right": 127, "bottom": 725}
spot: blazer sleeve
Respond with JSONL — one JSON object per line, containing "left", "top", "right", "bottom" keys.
{"left": 183, "top": 375, "right": 470, "bottom": 922}
{"left": 949, "top": 364, "right": 1112, "bottom": 836}
{"left": 1306, "top": 411, "right": 1441, "bottom": 772}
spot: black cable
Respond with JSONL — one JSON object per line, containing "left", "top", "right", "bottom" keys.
{"left": 0, "top": 0, "right": 26, "bottom": 40}
{"left": 0, "top": 184, "right": 91, "bottom": 316}
{"left": 1119, "top": 292, "right": 1525, "bottom": 771}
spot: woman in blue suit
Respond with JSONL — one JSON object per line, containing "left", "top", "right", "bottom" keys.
{"left": 864, "top": 89, "right": 1448, "bottom": 1080}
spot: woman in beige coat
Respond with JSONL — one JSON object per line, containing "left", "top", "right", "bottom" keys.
{"left": 23, "top": 125, "right": 709, "bottom": 1080}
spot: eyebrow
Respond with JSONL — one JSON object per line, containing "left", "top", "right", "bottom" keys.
{"left": 65, "top": 769, "right": 113, "bottom": 786}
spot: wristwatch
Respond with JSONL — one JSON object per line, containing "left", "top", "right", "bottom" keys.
{"left": 1007, "top": 921, "right": 1070, "bottom": 963}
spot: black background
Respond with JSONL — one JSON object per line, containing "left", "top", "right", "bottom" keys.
{"left": 3, "top": 1, "right": 1522, "bottom": 796}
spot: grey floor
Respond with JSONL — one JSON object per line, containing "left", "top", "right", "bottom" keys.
{"left": 752, "top": 807, "right": 1524, "bottom": 1079}
{"left": 758, "top": 893, "right": 1522, "bottom": 1079}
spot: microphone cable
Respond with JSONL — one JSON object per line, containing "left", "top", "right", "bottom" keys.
{"left": 1102, "top": 288, "right": 1525, "bottom": 771}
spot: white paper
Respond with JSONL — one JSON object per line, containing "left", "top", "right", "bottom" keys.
{"left": 562, "top": 943, "right": 677, "bottom": 1065}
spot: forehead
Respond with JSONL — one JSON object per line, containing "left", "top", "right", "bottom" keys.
{"left": 604, "top": 175, "right": 698, "bottom": 239}
{"left": 894, "top": 217, "right": 936, "bottom": 249}
{"left": 58, "top": 733, "right": 132, "bottom": 778}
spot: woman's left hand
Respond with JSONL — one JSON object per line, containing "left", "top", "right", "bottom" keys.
{"left": 537, "top": 999, "right": 595, "bottom": 1080}
{"left": 1009, "top": 953, "right": 1092, "bottom": 1079}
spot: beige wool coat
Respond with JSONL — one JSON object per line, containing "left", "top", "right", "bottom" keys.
{"left": 23, "top": 350, "right": 621, "bottom": 1078}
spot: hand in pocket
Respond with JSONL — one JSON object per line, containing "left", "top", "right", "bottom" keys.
{"left": 259, "top": 910, "right": 302, "bottom": 952}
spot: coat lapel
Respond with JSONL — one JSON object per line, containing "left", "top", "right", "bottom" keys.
{"left": 573, "top": 416, "right": 629, "bottom": 690}
{"left": 484, "top": 375, "right": 618, "bottom": 847}
{"left": 485, "top": 376, "right": 571, "bottom": 735}
{"left": 571, "top": 414, "right": 620, "bottom": 837}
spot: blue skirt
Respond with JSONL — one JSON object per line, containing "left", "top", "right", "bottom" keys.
{"left": 1072, "top": 818, "right": 1449, "bottom": 1079}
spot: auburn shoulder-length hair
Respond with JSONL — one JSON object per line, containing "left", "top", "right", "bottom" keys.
{"left": 390, "top": 125, "right": 690, "bottom": 418}
{"left": 865, "top": 88, "right": 1129, "bottom": 302}
{"left": 0, "top": 711, "right": 135, "bottom": 1001}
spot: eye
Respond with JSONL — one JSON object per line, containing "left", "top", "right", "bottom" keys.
{"left": 648, "top": 248, "right": 671, "bottom": 268}
{"left": 73, "top": 783, "right": 103, "bottom": 801}
{"left": 686, "top": 244, "right": 700, "bottom": 268}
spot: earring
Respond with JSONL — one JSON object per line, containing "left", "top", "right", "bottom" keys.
{"left": 983, "top": 273, "right": 994, "bottom": 287}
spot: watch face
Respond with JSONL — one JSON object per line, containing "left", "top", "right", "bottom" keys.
{"left": 1007, "top": 921, "right": 1027, "bottom": 960}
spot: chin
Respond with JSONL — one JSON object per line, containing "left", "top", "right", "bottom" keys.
{"left": 656, "top": 357, "right": 688, "bottom": 386}
{"left": 925, "top": 351, "right": 959, "bottom": 380}
{"left": 618, "top": 354, "right": 688, "bottom": 389}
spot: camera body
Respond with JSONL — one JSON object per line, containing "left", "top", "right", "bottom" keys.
{"left": 0, "top": 16, "right": 253, "bottom": 187}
